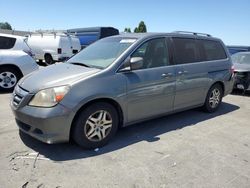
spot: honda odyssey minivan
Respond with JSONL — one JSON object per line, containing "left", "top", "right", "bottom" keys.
{"left": 11, "top": 32, "right": 234, "bottom": 149}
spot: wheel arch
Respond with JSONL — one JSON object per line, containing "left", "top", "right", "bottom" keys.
{"left": 69, "top": 97, "right": 124, "bottom": 140}
{"left": 0, "top": 64, "right": 24, "bottom": 77}
{"left": 211, "top": 81, "right": 225, "bottom": 96}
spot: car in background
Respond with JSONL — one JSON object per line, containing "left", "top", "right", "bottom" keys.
{"left": 0, "top": 34, "right": 39, "bottom": 91}
{"left": 227, "top": 45, "right": 250, "bottom": 55}
{"left": 11, "top": 32, "right": 234, "bottom": 149}
{"left": 27, "top": 32, "right": 81, "bottom": 65}
{"left": 0, "top": 33, "right": 33, "bottom": 57}
{"left": 231, "top": 52, "right": 250, "bottom": 92}
{"left": 67, "top": 27, "right": 119, "bottom": 49}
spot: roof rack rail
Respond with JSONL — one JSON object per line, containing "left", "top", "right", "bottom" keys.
{"left": 173, "top": 31, "right": 212, "bottom": 37}
{"left": 30, "top": 30, "right": 70, "bottom": 38}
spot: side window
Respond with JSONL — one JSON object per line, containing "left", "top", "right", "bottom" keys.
{"left": 200, "top": 40, "right": 227, "bottom": 61}
{"left": 131, "top": 38, "right": 169, "bottom": 69}
{"left": 0, "top": 36, "right": 16, "bottom": 49}
{"left": 172, "top": 38, "right": 200, "bottom": 64}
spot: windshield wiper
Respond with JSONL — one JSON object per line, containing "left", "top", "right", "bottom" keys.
{"left": 69, "top": 62, "right": 104, "bottom": 70}
{"left": 70, "top": 62, "right": 90, "bottom": 67}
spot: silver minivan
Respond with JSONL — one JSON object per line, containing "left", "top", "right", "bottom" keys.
{"left": 11, "top": 32, "right": 234, "bottom": 149}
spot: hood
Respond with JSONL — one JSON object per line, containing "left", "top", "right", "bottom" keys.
{"left": 18, "top": 63, "right": 100, "bottom": 93}
{"left": 234, "top": 63, "right": 250, "bottom": 72}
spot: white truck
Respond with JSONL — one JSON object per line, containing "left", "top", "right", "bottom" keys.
{"left": 27, "top": 32, "right": 81, "bottom": 64}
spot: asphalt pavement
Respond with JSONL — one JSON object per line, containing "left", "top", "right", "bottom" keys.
{"left": 0, "top": 92, "right": 249, "bottom": 188}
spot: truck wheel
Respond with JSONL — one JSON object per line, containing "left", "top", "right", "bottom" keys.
{"left": 0, "top": 66, "right": 22, "bottom": 92}
{"left": 44, "top": 54, "right": 54, "bottom": 65}
{"left": 203, "top": 84, "right": 223, "bottom": 113}
{"left": 72, "top": 102, "right": 119, "bottom": 149}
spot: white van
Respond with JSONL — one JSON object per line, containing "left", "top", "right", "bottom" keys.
{"left": 27, "top": 33, "right": 81, "bottom": 64}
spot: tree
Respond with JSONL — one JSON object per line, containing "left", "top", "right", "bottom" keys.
{"left": 0, "top": 22, "right": 12, "bottom": 30}
{"left": 124, "top": 27, "right": 131, "bottom": 33}
{"left": 134, "top": 21, "right": 147, "bottom": 33}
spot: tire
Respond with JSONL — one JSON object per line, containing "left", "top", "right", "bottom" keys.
{"left": 203, "top": 84, "right": 223, "bottom": 113}
{"left": 72, "top": 102, "right": 119, "bottom": 149}
{"left": 0, "top": 66, "right": 22, "bottom": 92}
{"left": 44, "top": 54, "right": 54, "bottom": 65}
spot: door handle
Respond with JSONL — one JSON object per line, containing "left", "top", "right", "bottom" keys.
{"left": 161, "top": 73, "right": 173, "bottom": 78}
{"left": 177, "top": 70, "right": 188, "bottom": 75}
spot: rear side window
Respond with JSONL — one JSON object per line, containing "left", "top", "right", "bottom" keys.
{"left": 172, "top": 38, "right": 200, "bottom": 64}
{"left": 199, "top": 40, "right": 227, "bottom": 61}
{"left": 0, "top": 36, "right": 16, "bottom": 49}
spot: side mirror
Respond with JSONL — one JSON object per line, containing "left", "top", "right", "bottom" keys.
{"left": 119, "top": 57, "right": 143, "bottom": 72}
{"left": 130, "top": 57, "right": 143, "bottom": 70}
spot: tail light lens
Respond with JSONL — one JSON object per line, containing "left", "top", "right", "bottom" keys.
{"left": 231, "top": 65, "right": 235, "bottom": 74}
{"left": 23, "top": 50, "right": 34, "bottom": 58}
{"left": 58, "top": 48, "right": 62, "bottom": 54}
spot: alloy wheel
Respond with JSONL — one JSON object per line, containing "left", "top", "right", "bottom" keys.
{"left": 209, "top": 88, "right": 221, "bottom": 108}
{"left": 0, "top": 71, "right": 17, "bottom": 89}
{"left": 84, "top": 110, "right": 113, "bottom": 142}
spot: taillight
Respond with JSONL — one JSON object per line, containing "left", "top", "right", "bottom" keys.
{"left": 23, "top": 50, "right": 34, "bottom": 58}
{"left": 58, "top": 48, "right": 62, "bottom": 54}
{"left": 231, "top": 65, "right": 235, "bottom": 74}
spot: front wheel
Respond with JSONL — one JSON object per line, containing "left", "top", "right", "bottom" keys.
{"left": 0, "top": 67, "right": 22, "bottom": 92}
{"left": 72, "top": 102, "right": 119, "bottom": 149}
{"left": 203, "top": 84, "right": 223, "bottom": 113}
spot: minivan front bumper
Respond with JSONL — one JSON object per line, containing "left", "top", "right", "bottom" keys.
{"left": 10, "top": 90, "right": 75, "bottom": 144}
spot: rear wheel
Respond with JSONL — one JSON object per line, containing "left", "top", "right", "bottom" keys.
{"left": 72, "top": 102, "right": 119, "bottom": 149}
{"left": 203, "top": 84, "right": 223, "bottom": 113}
{"left": 44, "top": 54, "right": 54, "bottom": 65}
{"left": 0, "top": 67, "right": 22, "bottom": 92}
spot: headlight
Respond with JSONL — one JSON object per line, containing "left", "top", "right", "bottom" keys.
{"left": 29, "top": 86, "right": 70, "bottom": 107}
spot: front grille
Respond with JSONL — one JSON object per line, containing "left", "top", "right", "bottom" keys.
{"left": 12, "top": 85, "right": 29, "bottom": 107}
{"left": 13, "top": 94, "right": 23, "bottom": 106}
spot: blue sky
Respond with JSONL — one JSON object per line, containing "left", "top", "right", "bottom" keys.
{"left": 0, "top": 0, "right": 249, "bottom": 45}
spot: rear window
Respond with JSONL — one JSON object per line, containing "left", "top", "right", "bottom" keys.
{"left": 0, "top": 36, "right": 16, "bottom": 49}
{"left": 199, "top": 40, "right": 227, "bottom": 61}
{"left": 172, "top": 38, "right": 200, "bottom": 64}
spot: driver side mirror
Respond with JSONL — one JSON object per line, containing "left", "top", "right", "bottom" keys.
{"left": 119, "top": 57, "right": 143, "bottom": 72}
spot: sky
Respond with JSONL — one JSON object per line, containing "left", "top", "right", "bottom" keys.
{"left": 0, "top": 0, "right": 250, "bottom": 45}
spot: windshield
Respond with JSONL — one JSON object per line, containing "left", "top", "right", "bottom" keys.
{"left": 232, "top": 53, "right": 250, "bottom": 65}
{"left": 67, "top": 37, "right": 137, "bottom": 69}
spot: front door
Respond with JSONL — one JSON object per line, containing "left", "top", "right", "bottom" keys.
{"left": 124, "top": 38, "right": 176, "bottom": 122}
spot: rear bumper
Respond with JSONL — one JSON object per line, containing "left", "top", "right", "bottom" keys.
{"left": 20, "top": 58, "right": 39, "bottom": 76}
{"left": 223, "top": 74, "right": 235, "bottom": 95}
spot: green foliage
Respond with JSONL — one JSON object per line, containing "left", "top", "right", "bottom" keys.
{"left": 124, "top": 27, "right": 131, "bottom": 33}
{"left": 0, "top": 22, "right": 12, "bottom": 30}
{"left": 134, "top": 21, "right": 147, "bottom": 33}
